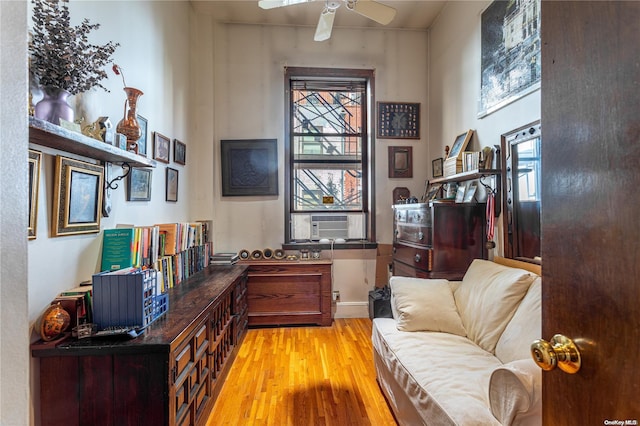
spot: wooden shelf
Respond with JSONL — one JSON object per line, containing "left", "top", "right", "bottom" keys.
{"left": 430, "top": 168, "right": 500, "bottom": 184}
{"left": 29, "top": 116, "right": 156, "bottom": 168}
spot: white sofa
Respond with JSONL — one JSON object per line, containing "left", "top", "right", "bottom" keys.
{"left": 372, "top": 258, "right": 542, "bottom": 426}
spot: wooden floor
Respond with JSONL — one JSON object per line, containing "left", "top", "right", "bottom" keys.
{"left": 206, "top": 318, "right": 397, "bottom": 426}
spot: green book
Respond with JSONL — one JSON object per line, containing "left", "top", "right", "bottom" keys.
{"left": 101, "top": 228, "right": 135, "bottom": 272}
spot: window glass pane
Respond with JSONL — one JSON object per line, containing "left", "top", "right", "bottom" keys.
{"left": 293, "top": 90, "right": 363, "bottom": 135}
{"left": 515, "top": 137, "right": 540, "bottom": 202}
{"left": 293, "top": 165, "right": 362, "bottom": 211}
{"left": 293, "top": 135, "right": 361, "bottom": 161}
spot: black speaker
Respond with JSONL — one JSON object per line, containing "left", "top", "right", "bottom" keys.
{"left": 368, "top": 290, "right": 393, "bottom": 319}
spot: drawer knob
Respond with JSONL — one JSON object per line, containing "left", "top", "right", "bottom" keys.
{"left": 414, "top": 253, "right": 421, "bottom": 263}
{"left": 418, "top": 232, "right": 424, "bottom": 241}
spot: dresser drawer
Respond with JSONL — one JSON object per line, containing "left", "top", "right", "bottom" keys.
{"left": 393, "top": 243, "right": 432, "bottom": 271}
{"left": 394, "top": 223, "right": 431, "bottom": 246}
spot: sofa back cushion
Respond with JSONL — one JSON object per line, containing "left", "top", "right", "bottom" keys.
{"left": 390, "top": 276, "right": 467, "bottom": 336}
{"left": 454, "top": 259, "right": 537, "bottom": 353}
{"left": 495, "top": 277, "right": 542, "bottom": 363}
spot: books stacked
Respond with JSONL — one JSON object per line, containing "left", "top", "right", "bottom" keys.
{"left": 210, "top": 252, "right": 239, "bottom": 265}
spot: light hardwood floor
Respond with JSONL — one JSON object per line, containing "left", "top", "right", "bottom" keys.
{"left": 206, "top": 318, "right": 397, "bottom": 426}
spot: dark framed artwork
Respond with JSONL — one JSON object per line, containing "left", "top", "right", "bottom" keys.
{"left": 377, "top": 102, "right": 420, "bottom": 139}
{"left": 52, "top": 156, "right": 104, "bottom": 237}
{"left": 479, "top": 0, "right": 541, "bottom": 117}
{"left": 166, "top": 167, "right": 179, "bottom": 202}
{"left": 220, "top": 139, "right": 278, "bottom": 196}
{"left": 153, "top": 132, "right": 170, "bottom": 163}
{"left": 127, "top": 168, "right": 152, "bottom": 201}
{"left": 432, "top": 157, "right": 443, "bottom": 178}
{"left": 28, "top": 149, "right": 42, "bottom": 239}
{"left": 174, "top": 139, "right": 186, "bottom": 165}
{"left": 136, "top": 115, "right": 148, "bottom": 156}
{"left": 388, "top": 146, "right": 413, "bottom": 178}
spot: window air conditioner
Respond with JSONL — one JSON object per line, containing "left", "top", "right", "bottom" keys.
{"left": 311, "top": 215, "right": 349, "bottom": 240}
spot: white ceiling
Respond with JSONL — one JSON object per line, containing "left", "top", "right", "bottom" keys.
{"left": 191, "top": 0, "right": 447, "bottom": 31}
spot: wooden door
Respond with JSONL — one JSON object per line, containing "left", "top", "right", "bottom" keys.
{"left": 541, "top": 2, "right": 640, "bottom": 423}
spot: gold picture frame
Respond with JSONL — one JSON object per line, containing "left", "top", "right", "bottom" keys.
{"left": 28, "top": 150, "right": 42, "bottom": 239}
{"left": 52, "top": 156, "right": 104, "bottom": 237}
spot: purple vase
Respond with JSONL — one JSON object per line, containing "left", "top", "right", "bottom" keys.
{"left": 34, "top": 87, "right": 74, "bottom": 125}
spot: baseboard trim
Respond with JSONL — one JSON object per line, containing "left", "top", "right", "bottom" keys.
{"left": 334, "top": 301, "right": 368, "bottom": 318}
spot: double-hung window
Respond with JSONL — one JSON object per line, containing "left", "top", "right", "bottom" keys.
{"left": 284, "top": 67, "right": 375, "bottom": 243}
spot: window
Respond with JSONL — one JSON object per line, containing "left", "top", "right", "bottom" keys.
{"left": 284, "top": 67, "right": 375, "bottom": 243}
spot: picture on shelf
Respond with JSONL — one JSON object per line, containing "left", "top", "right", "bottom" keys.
{"left": 463, "top": 182, "right": 477, "bottom": 202}
{"left": 455, "top": 185, "right": 466, "bottom": 203}
{"left": 137, "top": 115, "right": 148, "bottom": 156}
{"left": 432, "top": 157, "right": 443, "bottom": 178}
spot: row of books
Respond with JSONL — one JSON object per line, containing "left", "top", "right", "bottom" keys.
{"left": 157, "top": 243, "right": 212, "bottom": 291}
{"left": 101, "top": 221, "right": 210, "bottom": 272}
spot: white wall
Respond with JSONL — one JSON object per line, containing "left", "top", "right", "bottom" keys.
{"left": 190, "top": 20, "right": 430, "bottom": 317}
{"left": 26, "top": 1, "right": 193, "bottom": 423}
{"left": 1, "top": 2, "right": 30, "bottom": 425}
{"left": 428, "top": 1, "right": 541, "bottom": 256}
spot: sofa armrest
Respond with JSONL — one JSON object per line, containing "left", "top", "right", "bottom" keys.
{"left": 489, "top": 359, "right": 541, "bottom": 426}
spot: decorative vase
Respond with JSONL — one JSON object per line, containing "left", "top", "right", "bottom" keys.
{"left": 34, "top": 86, "right": 74, "bottom": 125}
{"left": 116, "top": 87, "right": 143, "bottom": 154}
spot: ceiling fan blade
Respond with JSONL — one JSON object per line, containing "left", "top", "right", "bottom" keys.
{"left": 351, "top": 0, "right": 396, "bottom": 25}
{"left": 258, "top": 0, "right": 312, "bottom": 10}
{"left": 314, "top": 8, "right": 336, "bottom": 41}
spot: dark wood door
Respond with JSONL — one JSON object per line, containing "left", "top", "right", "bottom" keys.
{"left": 541, "top": 2, "right": 640, "bottom": 423}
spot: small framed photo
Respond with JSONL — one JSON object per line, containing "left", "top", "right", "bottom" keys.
{"left": 448, "top": 130, "right": 474, "bottom": 161}
{"left": 377, "top": 102, "right": 420, "bottom": 139}
{"left": 153, "top": 132, "right": 170, "bottom": 163}
{"left": 174, "top": 139, "right": 186, "bottom": 165}
{"left": 28, "top": 150, "right": 42, "bottom": 239}
{"left": 52, "top": 156, "right": 104, "bottom": 237}
{"left": 432, "top": 157, "right": 443, "bottom": 178}
{"left": 455, "top": 185, "right": 466, "bottom": 203}
{"left": 166, "top": 167, "right": 179, "bottom": 202}
{"left": 136, "top": 115, "right": 148, "bottom": 156}
{"left": 423, "top": 183, "right": 442, "bottom": 202}
{"left": 463, "top": 182, "right": 478, "bottom": 202}
{"left": 388, "top": 146, "right": 413, "bottom": 178}
{"left": 127, "top": 168, "right": 152, "bottom": 201}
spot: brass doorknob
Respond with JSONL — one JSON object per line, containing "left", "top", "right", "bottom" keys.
{"left": 530, "top": 334, "right": 581, "bottom": 374}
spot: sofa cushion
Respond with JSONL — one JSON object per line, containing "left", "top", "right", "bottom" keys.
{"left": 489, "top": 359, "right": 542, "bottom": 426}
{"left": 372, "top": 318, "right": 502, "bottom": 425}
{"left": 495, "top": 277, "right": 542, "bottom": 364}
{"left": 390, "top": 276, "right": 466, "bottom": 335}
{"left": 454, "top": 259, "right": 537, "bottom": 353}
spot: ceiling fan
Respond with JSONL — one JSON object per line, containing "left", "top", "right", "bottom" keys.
{"left": 258, "top": 0, "right": 397, "bottom": 42}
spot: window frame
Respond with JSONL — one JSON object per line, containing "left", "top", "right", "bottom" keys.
{"left": 284, "top": 67, "right": 376, "bottom": 244}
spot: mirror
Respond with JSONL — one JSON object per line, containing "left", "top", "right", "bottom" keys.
{"left": 501, "top": 122, "right": 541, "bottom": 263}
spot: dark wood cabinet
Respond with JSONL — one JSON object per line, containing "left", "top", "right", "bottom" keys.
{"left": 392, "top": 202, "right": 486, "bottom": 280}
{"left": 32, "top": 265, "right": 248, "bottom": 426}
{"left": 244, "top": 260, "right": 332, "bottom": 327}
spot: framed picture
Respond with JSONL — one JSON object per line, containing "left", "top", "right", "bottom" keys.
{"left": 455, "top": 185, "right": 466, "bottom": 203}
{"left": 377, "top": 102, "right": 420, "bottom": 139}
{"left": 28, "top": 150, "right": 42, "bottom": 239}
{"left": 153, "top": 132, "right": 170, "bottom": 163}
{"left": 388, "top": 146, "right": 413, "bottom": 178}
{"left": 174, "top": 139, "right": 186, "bottom": 165}
{"left": 136, "top": 115, "right": 148, "bottom": 156}
{"left": 432, "top": 157, "right": 443, "bottom": 178}
{"left": 166, "top": 167, "right": 179, "bottom": 202}
{"left": 127, "top": 168, "right": 152, "bottom": 201}
{"left": 423, "top": 183, "right": 442, "bottom": 202}
{"left": 464, "top": 182, "right": 478, "bottom": 202}
{"left": 52, "top": 156, "right": 104, "bottom": 237}
{"left": 448, "top": 130, "right": 474, "bottom": 160}
{"left": 479, "top": 0, "right": 541, "bottom": 117}
{"left": 220, "top": 139, "right": 278, "bottom": 196}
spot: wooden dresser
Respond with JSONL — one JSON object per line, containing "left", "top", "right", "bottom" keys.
{"left": 243, "top": 259, "right": 332, "bottom": 327}
{"left": 392, "top": 202, "right": 487, "bottom": 280}
{"left": 32, "top": 265, "right": 248, "bottom": 426}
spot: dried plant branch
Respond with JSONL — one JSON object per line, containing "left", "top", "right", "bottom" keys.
{"left": 29, "top": 0, "right": 119, "bottom": 95}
